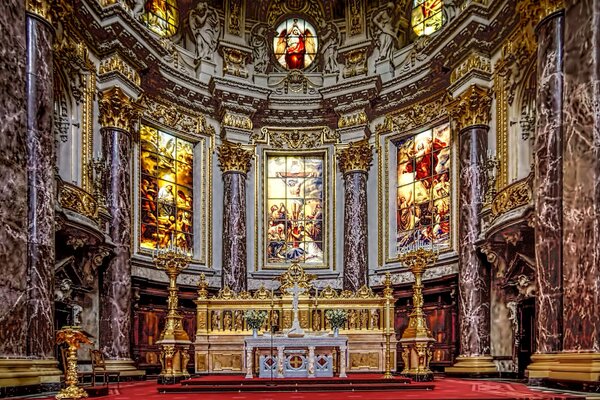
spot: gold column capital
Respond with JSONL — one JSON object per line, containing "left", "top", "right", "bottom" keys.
{"left": 26, "top": 0, "right": 51, "bottom": 22}
{"left": 337, "top": 139, "right": 374, "bottom": 174}
{"left": 217, "top": 141, "right": 254, "bottom": 174}
{"left": 98, "top": 86, "right": 141, "bottom": 132}
{"left": 517, "top": 0, "right": 565, "bottom": 27}
{"left": 447, "top": 85, "right": 492, "bottom": 133}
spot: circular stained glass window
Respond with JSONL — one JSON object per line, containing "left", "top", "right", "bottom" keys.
{"left": 273, "top": 18, "right": 319, "bottom": 70}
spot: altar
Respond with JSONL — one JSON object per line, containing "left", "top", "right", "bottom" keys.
{"left": 244, "top": 334, "right": 348, "bottom": 378}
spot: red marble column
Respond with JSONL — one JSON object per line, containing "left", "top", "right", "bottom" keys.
{"left": 217, "top": 141, "right": 253, "bottom": 293}
{"left": 337, "top": 140, "right": 373, "bottom": 292}
{"left": 446, "top": 85, "right": 496, "bottom": 376}
{"left": 26, "top": 9, "right": 55, "bottom": 360}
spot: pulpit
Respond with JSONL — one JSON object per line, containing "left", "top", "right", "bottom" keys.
{"left": 244, "top": 335, "right": 348, "bottom": 378}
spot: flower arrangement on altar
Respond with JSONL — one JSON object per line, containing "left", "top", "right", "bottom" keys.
{"left": 326, "top": 309, "right": 348, "bottom": 329}
{"left": 244, "top": 310, "right": 268, "bottom": 331}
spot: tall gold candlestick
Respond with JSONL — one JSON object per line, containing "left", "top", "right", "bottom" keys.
{"left": 383, "top": 272, "right": 393, "bottom": 379}
{"left": 56, "top": 327, "right": 92, "bottom": 400}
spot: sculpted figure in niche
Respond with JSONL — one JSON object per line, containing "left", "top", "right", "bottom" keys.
{"left": 320, "top": 21, "right": 340, "bottom": 74}
{"left": 372, "top": 2, "right": 399, "bottom": 61}
{"left": 251, "top": 23, "right": 270, "bottom": 74}
{"left": 189, "top": 1, "right": 220, "bottom": 60}
{"left": 223, "top": 311, "right": 232, "bottom": 331}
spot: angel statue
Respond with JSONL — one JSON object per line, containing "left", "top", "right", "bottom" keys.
{"left": 274, "top": 19, "right": 317, "bottom": 70}
{"left": 320, "top": 21, "right": 340, "bottom": 74}
{"left": 371, "top": 2, "right": 399, "bottom": 62}
{"left": 250, "top": 23, "right": 270, "bottom": 74}
{"left": 189, "top": 1, "right": 220, "bottom": 61}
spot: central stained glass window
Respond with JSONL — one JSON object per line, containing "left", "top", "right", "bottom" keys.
{"left": 266, "top": 154, "right": 324, "bottom": 265}
{"left": 411, "top": 0, "right": 443, "bottom": 37}
{"left": 273, "top": 18, "right": 318, "bottom": 70}
{"left": 140, "top": 125, "right": 194, "bottom": 254}
{"left": 396, "top": 123, "right": 451, "bottom": 253}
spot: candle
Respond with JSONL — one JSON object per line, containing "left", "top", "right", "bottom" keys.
{"left": 315, "top": 286, "right": 318, "bottom": 306}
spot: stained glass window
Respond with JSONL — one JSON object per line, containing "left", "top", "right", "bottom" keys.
{"left": 411, "top": 0, "right": 443, "bottom": 36}
{"left": 266, "top": 154, "right": 324, "bottom": 265}
{"left": 140, "top": 125, "right": 194, "bottom": 254}
{"left": 396, "top": 123, "right": 451, "bottom": 253}
{"left": 141, "top": 0, "right": 179, "bottom": 38}
{"left": 273, "top": 18, "right": 319, "bottom": 70}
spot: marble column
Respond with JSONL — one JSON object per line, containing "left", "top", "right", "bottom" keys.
{"left": 217, "top": 141, "right": 253, "bottom": 293}
{"left": 98, "top": 87, "right": 142, "bottom": 376}
{"left": 529, "top": 7, "right": 565, "bottom": 380}
{"left": 551, "top": 0, "right": 600, "bottom": 382}
{"left": 337, "top": 140, "right": 373, "bottom": 292}
{"left": 26, "top": 4, "right": 56, "bottom": 361}
{"left": 446, "top": 85, "right": 497, "bottom": 376}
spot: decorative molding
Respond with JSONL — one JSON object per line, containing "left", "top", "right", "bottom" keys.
{"left": 337, "top": 139, "right": 373, "bottom": 174}
{"left": 26, "top": 0, "right": 51, "bottom": 21}
{"left": 266, "top": 0, "right": 325, "bottom": 27}
{"left": 98, "top": 86, "right": 141, "bottom": 132}
{"left": 342, "top": 48, "right": 368, "bottom": 78}
{"left": 140, "top": 97, "right": 214, "bottom": 137}
{"left": 338, "top": 110, "right": 368, "bottom": 129}
{"left": 227, "top": 0, "right": 242, "bottom": 36}
{"left": 217, "top": 141, "right": 254, "bottom": 174}
{"left": 377, "top": 92, "right": 450, "bottom": 134}
{"left": 99, "top": 53, "right": 141, "bottom": 88}
{"left": 222, "top": 111, "right": 253, "bottom": 130}
{"left": 348, "top": 0, "right": 364, "bottom": 36}
{"left": 220, "top": 46, "right": 250, "bottom": 78}
{"left": 447, "top": 85, "right": 492, "bottom": 132}
{"left": 252, "top": 126, "right": 339, "bottom": 149}
{"left": 491, "top": 176, "right": 533, "bottom": 219}
{"left": 58, "top": 180, "right": 99, "bottom": 220}
{"left": 450, "top": 52, "right": 492, "bottom": 85}
{"left": 516, "top": 0, "right": 565, "bottom": 27}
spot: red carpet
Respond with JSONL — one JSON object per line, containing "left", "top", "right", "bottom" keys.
{"left": 28, "top": 377, "right": 582, "bottom": 400}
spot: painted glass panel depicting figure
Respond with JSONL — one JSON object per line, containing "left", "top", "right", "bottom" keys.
{"left": 266, "top": 154, "right": 324, "bottom": 265}
{"left": 140, "top": 0, "right": 179, "bottom": 37}
{"left": 411, "top": 0, "right": 443, "bottom": 36}
{"left": 140, "top": 125, "right": 194, "bottom": 254}
{"left": 396, "top": 123, "right": 451, "bottom": 254}
{"left": 273, "top": 18, "right": 318, "bottom": 70}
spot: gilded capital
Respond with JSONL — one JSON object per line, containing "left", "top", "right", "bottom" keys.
{"left": 447, "top": 85, "right": 492, "bottom": 132}
{"left": 517, "top": 0, "right": 565, "bottom": 27}
{"left": 217, "top": 141, "right": 254, "bottom": 174}
{"left": 98, "top": 87, "right": 140, "bottom": 132}
{"left": 337, "top": 139, "right": 374, "bottom": 174}
{"left": 26, "top": 0, "right": 51, "bottom": 22}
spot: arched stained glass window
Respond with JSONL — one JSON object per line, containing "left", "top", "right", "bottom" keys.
{"left": 411, "top": 0, "right": 443, "bottom": 37}
{"left": 396, "top": 123, "right": 451, "bottom": 253}
{"left": 141, "top": 0, "right": 179, "bottom": 38}
{"left": 140, "top": 124, "right": 194, "bottom": 254}
{"left": 273, "top": 18, "right": 319, "bottom": 70}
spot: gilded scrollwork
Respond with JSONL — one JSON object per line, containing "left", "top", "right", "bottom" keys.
{"left": 222, "top": 111, "right": 252, "bottom": 130}
{"left": 217, "top": 141, "right": 254, "bottom": 174}
{"left": 26, "top": 0, "right": 51, "bottom": 21}
{"left": 516, "top": 0, "right": 565, "bottom": 28}
{"left": 337, "top": 139, "right": 373, "bottom": 174}
{"left": 450, "top": 52, "right": 492, "bottom": 85}
{"left": 447, "top": 84, "right": 493, "bottom": 132}
{"left": 99, "top": 54, "right": 141, "bottom": 88}
{"left": 98, "top": 86, "right": 141, "bottom": 132}
{"left": 380, "top": 92, "right": 450, "bottom": 134}
{"left": 491, "top": 175, "right": 533, "bottom": 219}
{"left": 342, "top": 48, "right": 368, "bottom": 78}
{"left": 252, "top": 126, "right": 339, "bottom": 149}
{"left": 338, "top": 110, "right": 368, "bottom": 129}
{"left": 58, "top": 181, "right": 99, "bottom": 220}
{"left": 221, "top": 47, "right": 250, "bottom": 78}
{"left": 141, "top": 97, "right": 214, "bottom": 137}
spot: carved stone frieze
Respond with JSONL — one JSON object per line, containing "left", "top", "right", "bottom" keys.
{"left": 58, "top": 180, "right": 99, "bottom": 220}
{"left": 342, "top": 48, "right": 368, "bottom": 78}
{"left": 217, "top": 141, "right": 254, "bottom": 174}
{"left": 252, "top": 126, "right": 339, "bottom": 149}
{"left": 222, "top": 111, "right": 253, "bottom": 130}
{"left": 378, "top": 92, "right": 449, "bottom": 134}
{"left": 450, "top": 52, "right": 492, "bottom": 85}
{"left": 99, "top": 53, "right": 141, "bottom": 88}
{"left": 447, "top": 85, "right": 492, "bottom": 132}
{"left": 337, "top": 139, "right": 373, "bottom": 174}
{"left": 338, "top": 110, "right": 368, "bottom": 129}
{"left": 220, "top": 46, "right": 250, "bottom": 78}
{"left": 141, "top": 97, "right": 214, "bottom": 137}
{"left": 491, "top": 176, "right": 533, "bottom": 219}
{"left": 98, "top": 86, "right": 141, "bottom": 132}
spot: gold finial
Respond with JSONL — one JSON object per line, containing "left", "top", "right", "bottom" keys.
{"left": 217, "top": 141, "right": 254, "bottom": 174}
{"left": 276, "top": 262, "right": 317, "bottom": 291}
{"left": 197, "top": 273, "right": 208, "bottom": 300}
{"left": 337, "top": 139, "right": 374, "bottom": 174}
{"left": 447, "top": 85, "right": 492, "bottom": 132}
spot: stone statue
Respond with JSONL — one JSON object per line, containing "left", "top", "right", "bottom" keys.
{"left": 250, "top": 23, "right": 270, "bottom": 74}
{"left": 132, "top": 0, "right": 145, "bottom": 19}
{"left": 312, "top": 310, "right": 321, "bottom": 331}
{"left": 443, "top": 0, "right": 459, "bottom": 24}
{"left": 72, "top": 303, "right": 83, "bottom": 326}
{"left": 371, "top": 2, "right": 398, "bottom": 62}
{"left": 320, "top": 21, "right": 340, "bottom": 74}
{"left": 189, "top": 1, "right": 220, "bottom": 60}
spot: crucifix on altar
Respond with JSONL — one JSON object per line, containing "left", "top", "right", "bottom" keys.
{"left": 286, "top": 281, "right": 306, "bottom": 337}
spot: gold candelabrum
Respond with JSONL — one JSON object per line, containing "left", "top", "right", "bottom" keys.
{"left": 398, "top": 248, "right": 438, "bottom": 381}
{"left": 56, "top": 327, "right": 92, "bottom": 400}
{"left": 154, "top": 243, "right": 192, "bottom": 384}
{"left": 383, "top": 272, "right": 393, "bottom": 379}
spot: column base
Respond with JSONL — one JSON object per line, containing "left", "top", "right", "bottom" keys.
{"left": 0, "top": 359, "right": 62, "bottom": 396}
{"left": 445, "top": 356, "right": 498, "bottom": 377}
{"left": 546, "top": 352, "right": 600, "bottom": 382}
{"left": 526, "top": 353, "right": 558, "bottom": 381}
{"left": 104, "top": 359, "right": 146, "bottom": 379}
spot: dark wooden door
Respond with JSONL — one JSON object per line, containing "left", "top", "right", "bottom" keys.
{"left": 517, "top": 298, "right": 535, "bottom": 378}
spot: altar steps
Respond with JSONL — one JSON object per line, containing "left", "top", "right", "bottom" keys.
{"left": 158, "top": 374, "right": 435, "bottom": 393}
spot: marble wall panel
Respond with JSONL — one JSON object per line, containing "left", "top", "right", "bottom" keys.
{"left": 26, "top": 15, "right": 55, "bottom": 359}
{"left": 222, "top": 172, "right": 247, "bottom": 293}
{"left": 0, "top": 0, "right": 28, "bottom": 357}
{"left": 343, "top": 172, "right": 368, "bottom": 292}
{"left": 561, "top": 0, "right": 600, "bottom": 352}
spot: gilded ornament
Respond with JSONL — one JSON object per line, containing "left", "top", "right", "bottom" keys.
{"left": 227, "top": 0, "right": 242, "bottom": 36}
{"left": 58, "top": 181, "right": 99, "bottom": 220}
{"left": 348, "top": 0, "right": 363, "bottom": 36}
{"left": 221, "top": 47, "right": 249, "bottom": 78}
{"left": 252, "top": 126, "right": 339, "bottom": 149}
{"left": 450, "top": 52, "right": 492, "bottom": 85}
{"left": 388, "top": 92, "right": 450, "bottom": 133}
{"left": 342, "top": 48, "right": 368, "bottom": 78}
{"left": 98, "top": 86, "right": 141, "bottom": 132}
{"left": 55, "top": 327, "right": 92, "bottom": 400}
{"left": 217, "top": 141, "right": 254, "bottom": 174}
{"left": 517, "top": 0, "right": 565, "bottom": 27}
{"left": 447, "top": 85, "right": 492, "bottom": 132}
{"left": 491, "top": 175, "right": 533, "bottom": 218}
{"left": 141, "top": 97, "right": 213, "bottom": 137}
{"left": 337, "top": 139, "right": 374, "bottom": 174}
{"left": 99, "top": 54, "right": 141, "bottom": 87}
{"left": 197, "top": 273, "right": 209, "bottom": 299}
{"left": 338, "top": 110, "right": 368, "bottom": 129}
{"left": 26, "top": 0, "right": 51, "bottom": 22}
{"left": 276, "top": 263, "right": 317, "bottom": 291}
{"left": 222, "top": 111, "right": 252, "bottom": 130}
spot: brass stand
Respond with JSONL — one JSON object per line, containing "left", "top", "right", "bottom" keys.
{"left": 56, "top": 327, "right": 92, "bottom": 400}
{"left": 383, "top": 272, "right": 393, "bottom": 379}
{"left": 398, "top": 248, "right": 437, "bottom": 382}
{"left": 154, "top": 246, "right": 192, "bottom": 384}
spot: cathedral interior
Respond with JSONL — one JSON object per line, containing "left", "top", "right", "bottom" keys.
{"left": 1, "top": 0, "right": 599, "bottom": 398}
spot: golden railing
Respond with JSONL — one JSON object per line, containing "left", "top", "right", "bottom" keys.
{"left": 57, "top": 180, "right": 98, "bottom": 220}
{"left": 491, "top": 174, "right": 532, "bottom": 220}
